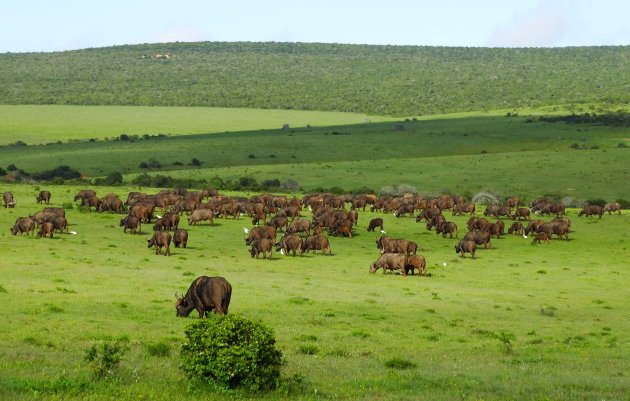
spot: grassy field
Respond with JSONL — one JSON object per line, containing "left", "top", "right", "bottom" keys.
{"left": 2, "top": 113, "right": 628, "bottom": 200}
{"left": 0, "top": 183, "right": 628, "bottom": 400}
{"left": 0, "top": 105, "right": 393, "bottom": 146}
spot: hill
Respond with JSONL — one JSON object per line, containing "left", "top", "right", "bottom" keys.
{"left": 0, "top": 42, "right": 628, "bottom": 116}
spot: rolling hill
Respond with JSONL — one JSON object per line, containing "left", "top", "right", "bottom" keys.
{"left": 0, "top": 42, "right": 628, "bottom": 116}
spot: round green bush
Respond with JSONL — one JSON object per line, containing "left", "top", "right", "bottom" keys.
{"left": 180, "top": 314, "right": 283, "bottom": 391}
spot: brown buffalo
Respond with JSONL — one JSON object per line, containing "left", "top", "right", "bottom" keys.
{"left": 484, "top": 221, "right": 504, "bottom": 239}
{"left": 175, "top": 276, "right": 232, "bottom": 317}
{"left": 129, "top": 205, "right": 152, "bottom": 223}
{"left": 578, "top": 205, "right": 604, "bottom": 219}
{"left": 511, "top": 207, "right": 531, "bottom": 220}
{"left": 504, "top": 197, "right": 520, "bottom": 208}
{"left": 369, "top": 253, "right": 406, "bottom": 275}
{"left": 524, "top": 220, "right": 546, "bottom": 236}
{"left": 3, "top": 192, "right": 16, "bottom": 208}
{"left": 302, "top": 235, "right": 332, "bottom": 255}
{"left": 484, "top": 205, "right": 511, "bottom": 219}
{"left": 455, "top": 240, "right": 476, "bottom": 258}
{"left": 367, "top": 218, "right": 384, "bottom": 232}
{"left": 539, "top": 221, "right": 569, "bottom": 240}
{"left": 37, "top": 221, "right": 54, "bottom": 238}
{"left": 405, "top": 254, "right": 427, "bottom": 276}
{"left": 467, "top": 217, "right": 490, "bottom": 232}
{"left": 30, "top": 211, "right": 58, "bottom": 226}
{"left": 508, "top": 222, "right": 524, "bottom": 235}
{"left": 120, "top": 215, "right": 141, "bottom": 234}
{"left": 43, "top": 207, "right": 65, "bottom": 217}
{"left": 173, "top": 229, "right": 188, "bottom": 248}
{"left": 276, "top": 233, "right": 303, "bottom": 256}
{"left": 426, "top": 215, "right": 446, "bottom": 231}
{"left": 603, "top": 202, "right": 621, "bottom": 215}
{"left": 96, "top": 196, "right": 123, "bottom": 213}
{"left": 267, "top": 215, "right": 289, "bottom": 232}
{"left": 287, "top": 218, "right": 311, "bottom": 236}
{"left": 532, "top": 232, "right": 550, "bottom": 244}
{"left": 463, "top": 231, "right": 491, "bottom": 248}
{"left": 436, "top": 221, "right": 458, "bottom": 238}
{"left": 36, "top": 190, "right": 51, "bottom": 204}
{"left": 147, "top": 231, "right": 171, "bottom": 256}
{"left": 452, "top": 202, "right": 476, "bottom": 216}
{"left": 73, "top": 189, "right": 96, "bottom": 203}
{"left": 249, "top": 238, "right": 274, "bottom": 259}
{"left": 11, "top": 217, "right": 35, "bottom": 236}
{"left": 49, "top": 216, "right": 68, "bottom": 234}
{"left": 187, "top": 209, "right": 214, "bottom": 226}
{"left": 245, "top": 226, "right": 276, "bottom": 245}
{"left": 376, "top": 235, "right": 417, "bottom": 255}
{"left": 415, "top": 208, "right": 441, "bottom": 223}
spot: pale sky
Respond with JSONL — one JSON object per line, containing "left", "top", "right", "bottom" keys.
{"left": 1, "top": 0, "right": 629, "bottom": 53}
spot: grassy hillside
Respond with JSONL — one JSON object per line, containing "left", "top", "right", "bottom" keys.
{"left": 0, "top": 183, "right": 628, "bottom": 400}
{"left": 0, "top": 105, "right": 393, "bottom": 146}
{"left": 0, "top": 42, "right": 628, "bottom": 116}
{"left": 2, "top": 113, "right": 628, "bottom": 201}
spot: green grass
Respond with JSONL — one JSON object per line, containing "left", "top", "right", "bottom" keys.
{"left": 2, "top": 113, "right": 628, "bottom": 200}
{"left": 0, "top": 105, "right": 393, "bottom": 146}
{"left": 0, "top": 183, "right": 628, "bottom": 400}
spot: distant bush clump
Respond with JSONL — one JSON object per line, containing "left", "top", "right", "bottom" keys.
{"left": 180, "top": 314, "right": 283, "bottom": 391}
{"left": 32, "top": 165, "right": 81, "bottom": 181}
{"left": 472, "top": 191, "right": 500, "bottom": 205}
{"left": 380, "top": 184, "right": 417, "bottom": 197}
{"left": 84, "top": 339, "right": 128, "bottom": 379}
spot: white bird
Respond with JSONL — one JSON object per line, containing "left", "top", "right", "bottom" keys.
{"left": 243, "top": 227, "right": 249, "bottom": 234}
{"left": 156, "top": 214, "right": 162, "bottom": 219}
{"left": 380, "top": 230, "right": 386, "bottom": 234}
{"left": 522, "top": 234, "right": 528, "bottom": 239}
{"left": 280, "top": 249, "right": 285, "bottom": 255}
{"left": 308, "top": 206, "right": 312, "bottom": 212}
{"left": 239, "top": 213, "right": 244, "bottom": 217}
{"left": 442, "top": 262, "right": 447, "bottom": 267}
{"left": 69, "top": 231, "right": 78, "bottom": 235}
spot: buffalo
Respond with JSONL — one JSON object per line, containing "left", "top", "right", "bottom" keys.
{"left": 276, "top": 233, "right": 303, "bottom": 256}
{"left": 578, "top": 205, "right": 604, "bottom": 219}
{"left": 455, "top": 240, "right": 476, "bottom": 258}
{"left": 369, "top": 253, "right": 406, "bottom": 275}
{"left": 267, "top": 215, "right": 289, "bottom": 232}
{"left": 532, "top": 232, "right": 550, "bottom": 244}
{"left": 120, "top": 215, "right": 141, "bottom": 234}
{"left": 147, "top": 231, "right": 171, "bottom": 256}
{"left": 3, "top": 192, "right": 16, "bottom": 208}
{"left": 287, "top": 218, "right": 311, "bottom": 236}
{"left": 187, "top": 209, "right": 214, "bottom": 226}
{"left": 603, "top": 202, "right": 621, "bottom": 215}
{"left": 405, "top": 254, "right": 427, "bottom": 276}
{"left": 249, "top": 238, "right": 274, "bottom": 259}
{"left": 11, "top": 217, "right": 35, "bottom": 236}
{"left": 539, "top": 221, "right": 569, "bottom": 240}
{"left": 302, "top": 235, "right": 332, "bottom": 255}
{"left": 376, "top": 235, "right": 417, "bottom": 255}
{"left": 73, "top": 189, "right": 96, "bottom": 203}
{"left": 508, "top": 222, "right": 524, "bottom": 235}
{"left": 173, "top": 229, "right": 188, "bottom": 248}
{"left": 36, "top": 190, "right": 51, "bottom": 204}
{"left": 37, "top": 221, "right": 54, "bottom": 239}
{"left": 49, "top": 216, "right": 68, "bottom": 234}
{"left": 367, "top": 218, "right": 384, "bottom": 232}
{"left": 175, "top": 276, "right": 232, "bottom": 317}
{"left": 463, "top": 231, "right": 491, "bottom": 248}
{"left": 452, "top": 202, "right": 475, "bottom": 216}
{"left": 511, "top": 207, "right": 531, "bottom": 221}
{"left": 524, "top": 220, "right": 546, "bottom": 236}
{"left": 245, "top": 226, "right": 276, "bottom": 245}
{"left": 436, "top": 221, "right": 458, "bottom": 238}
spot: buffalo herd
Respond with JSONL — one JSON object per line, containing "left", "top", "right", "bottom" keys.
{"left": 3, "top": 187, "right": 625, "bottom": 318}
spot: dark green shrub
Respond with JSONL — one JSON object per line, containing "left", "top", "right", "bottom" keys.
{"left": 384, "top": 358, "right": 416, "bottom": 370}
{"left": 616, "top": 198, "right": 630, "bottom": 209}
{"left": 84, "top": 340, "right": 127, "bottom": 378}
{"left": 180, "top": 314, "right": 283, "bottom": 391}
{"left": 586, "top": 198, "right": 607, "bottom": 207}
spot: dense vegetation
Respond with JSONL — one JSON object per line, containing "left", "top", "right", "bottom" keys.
{"left": 1, "top": 42, "right": 628, "bottom": 116}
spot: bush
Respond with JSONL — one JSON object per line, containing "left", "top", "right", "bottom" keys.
{"left": 32, "top": 165, "right": 81, "bottom": 181}
{"left": 380, "top": 184, "right": 417, "bottom": 197}
{"left": 84, "top": 340, "right": 127, "bottom": 378}
{"left": 586, "top": 198, "right": 607, "bottom": 207}
{"left": 616, "top": 198, "right": 630, "bottom": 209}
{"left": 280, "top": 179, "right": 301, "bottom": 192}
{"left": 472, "top": 191, "right": 500, "bottom": 205}
{"left": 180, "top": 314, "right": 283, "bottom": 391}
{"left": 190, "top": 158, "right": 202, "bottom": 166}
{"left": 94, "top": 171, "right": 123, "bottom": 186}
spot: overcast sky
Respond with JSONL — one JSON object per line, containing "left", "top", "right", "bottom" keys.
{"left": 2, "top": 0, "right": 629, "bottom": 53}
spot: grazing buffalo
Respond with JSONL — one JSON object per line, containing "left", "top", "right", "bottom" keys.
{"left": 376, "top": 235, "right": 417, "bottom": 255}
{"left": 415, "top": 208, "right": 441, "bottom": 223}
{"left": 287, "top": 218, "right": 311, "bottom": 236}
{"left": 539, "top": 222, "right": 569, "bottom": 240}
{"left": 524, "top": 220, "right": 546, "bottom": 236}
{"left": 603, "top": 202, "right": 621, "bottom": 215}
{"left": 267, "top": 215, "right": 289, "bottom": 232}
{"left": 129, "top": 205, "right": 152, "bottom": 223}
{"left": 30, "top": 211, "right": 58, "bottom": 226}
{"left": 532, "top": 232, "right": 550, "bottom": 244}
{"left": 37, "top": 221, "right": 54, "bottom": 238}
{"left": 455, "top": 240, "right": 477, "bottom": 258}
{"left": 3, "top": 192, "right": 16, "bottom": 208}
{"left": 508, "top": 222, "right": 524, "bottom": 235}
{"left": 452, "top": 202, "right": 475, "bottom": 216}
{"left": 49, "top": 216, "right": 68, "bottom": 234}
{"left": 426, "top": 215, "right": 446, "bottom": 231}
{"left": 504, "top": 197, "right": 520, "bottom": 208}
{"left": 36, "top": 190, "right": 51, "bottom": 204}
{"left": 367, "top": 218, "right": 384, "bottom": 232}
{"left": 73, "top": 189, "right": 96, "bottom": 203}
{"left": 484, "top": 205, "right": 511, "bottom": 219}
{"left": 578, "top": 205, "right": 604, "bottom": 219}
{"left": 187, "top": 209, "right": 214, "bottom": 226}
{"left": 96, "top": 196, "right": 123, "bottom": 213}
{"left": 249, "top": 238, "right": 274, "bottom": 259}
{"left": 511, "top": 207, "right": 531, "bottom": 221}
{"left": 175, "top": 276, "right": 232, "bottom": 317}
{"left": 147, "top": 231, "right": 171, "bottom": 256}
{"left": 120, "top": 215, "right": 141, "bottom": 234}
{"left": 43, "top": 207, "right": 65, "bottom": 218}
{"left": 436, "top": 221, "right": 458, "bottom": 238}
{"left": 11, "top": 217, "right": 35, "bottom": 236}
{"left": 276, "top": 233, "right": 303, "bottom": 256}
{"left": 485, "top": 221, "right": 504, "bottom": 239}
{"left": 173, "top": 229, "right": 188, "bottom": 248}
{"left": 245, "top": 226, "right": 276, "bottom": 245}
{"left": 302, "top": 235, "right": 332, "bottom": 255}
{"left": 467, "top": 217, "right": 490, "bottom": 232}
{"left": 463, "top": 231, "right": 491, "bottom": 248}
{"left": 405, "top": 254, "right": 427, "bottom": 276}
{"left": 369, "top": 253, "right": 406, "bottom": 275}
